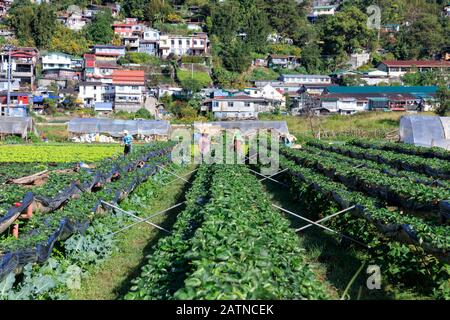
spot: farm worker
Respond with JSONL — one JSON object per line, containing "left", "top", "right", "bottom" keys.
{"left": 233, "top": 128, "right": 244, "bottom": 153}
{"left": 122, "top": 130, "right": 133, "bottom": 156}
{"left": 198, "top": 132, "right": 210, "bottom": 162}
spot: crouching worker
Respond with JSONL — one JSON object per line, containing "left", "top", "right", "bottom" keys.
{"left": 122, "top": 130, "right": 133, "bottom": 155}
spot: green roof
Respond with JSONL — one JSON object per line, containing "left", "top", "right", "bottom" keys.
{"left": 327, "top": 86, "right": 437, "bottom": 94}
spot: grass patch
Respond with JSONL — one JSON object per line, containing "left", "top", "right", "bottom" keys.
{"left": 258, "top": 112, "right": 422, "bottom": 140}
{"left": 177, "top": 68, "right": 212, "bottom": 87}
{"left": 246, "top": 67, "right": 280, "bottom": 81}
{"left": 68, "top": 165, "right": 196, "bottom": 300}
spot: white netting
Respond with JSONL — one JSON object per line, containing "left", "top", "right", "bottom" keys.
{"left": 68, "top": 118, "right": 170, "bottom": 137}
{"left": 0, "top": 117, "right": 32, "bottom": 136}
{"left": 194, "top": 121, "right": 290, "bottom": 137}
{"left": 400, "top": 115, "right": 450, "bottom": 148}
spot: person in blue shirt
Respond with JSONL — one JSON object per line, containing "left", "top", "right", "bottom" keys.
{"left": 122, "top": 130, "right": 133, "bottom": 155}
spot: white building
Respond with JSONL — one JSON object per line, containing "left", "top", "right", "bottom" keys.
{"left": 280, "top": 74, "right": 332, "bottom": 85}
{"left": 206, "top": 95, "right": 280, "bottom": 120}
{"left": 112, "top": 70, "right": 145, "bottom": 112}
{"left": 78, "top": 81, "right": 114, "bottom": 108}
{"left": 244, "top": 84, "right": 286, "bottom": 109}
{"left": 159, "top": 33, "right": 209, "bottom": 58}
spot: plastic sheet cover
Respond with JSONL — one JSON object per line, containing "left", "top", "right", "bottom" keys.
{"left": 400, "top": 115, "right": 449, "bottom": 148}
{"left": 0, "top": 117, "right": 32, "bottom": 135}
{"left": 68, "top": 118, "right": 170, "bottom": 137}
{"left": 194, "top": 121, "right": 290, "bottom": 136}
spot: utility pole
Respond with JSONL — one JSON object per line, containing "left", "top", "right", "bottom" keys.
{"left": 6, "top": 46, "right": 12, "bottom": 117}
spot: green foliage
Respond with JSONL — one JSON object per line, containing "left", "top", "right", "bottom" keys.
{"left": 135, "top": 108, "right": 155, "bottom": 119}
{"left": 119, "top": 52, "right": 153, "bottom": 65}
{"left": 177, "top": 68, "right": 212, "bottom": 90}
{"left": 84, "top": 9, "right": 114, "bottom": 45}
{"left": 126, "top": 165, "right": 330, "bottom": 300}
{"left": 7, "top": 2, "right": 57, "bottom": 48}
{"left": 435, "top": 85, "right": 450, "bottom": 116}
{"left": 49, "top": 24, "right": 89, "bottom": 56}
{"left": 247, "top": 67, "right": 279, "bottom": 81}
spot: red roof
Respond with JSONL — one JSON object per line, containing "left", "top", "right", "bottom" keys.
{"left": 112, "top": 70, "right": 145, "bottom": 85}
{"left": 381, "top": 60, "right": 450, "bottom": 68}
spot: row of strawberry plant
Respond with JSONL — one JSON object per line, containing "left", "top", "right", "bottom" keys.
{"left": 348, "top": 139, "right": 450, "bottom": 161}
{"left": 279, "top": 156, "right": 449, "bottom": 297}
{"left": 174, "top": 165, "right": 329, "bottom": 299}
{"left": 126, "top": 165, "right": 214, "bottom": 300}
{"left": 127, "top": 165, "right": 330, "bottom": 300}
{"left": 302, "top": 145, "right": 450, "bottom": 190}
{"left": 281, "top": 147, "right": 450, "bottom": 213}
{"left": 308, "top": 140, "right": 450, "bottom": 179}
{"left": 0, "top": 144, "right": 170, "bottom": 235}
{"left": 0, "top": 162, "right": 187, "bottom": 300}
{"left": 0, "top": 143, "right": 175, "bottom": 282}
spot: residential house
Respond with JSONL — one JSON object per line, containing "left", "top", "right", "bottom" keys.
{"left": 63, "top": 10, "right": 86, "bottom": 31}
{"left": 0, "top": 0, "right": 12, "bottom": 18}
{"left": 112, "top": 18, "right": 144, "bottom": 52}
{"left": 377, "top": 60, "right": 450, "bottom": 78}
{"left": 40, "top": 52, "right": 82, "bottom": 88}
{"left": 253, "top": 81, "right": 303, "bottom": 95}
{"left": 280, "top": 74, "right": 332, "bottom": 85}
{"left": 205, "top": 95, "right": 277, "bottom": 120}
{"left": 0, "top": 47, "right": 38, "bottom": 89}
{"left": 316, "top": 86, "right": 438, "bottom": 114}
{"left": 244, "top": 84, "right": 286, "bottom": 109}
{"left": 78, "top": 81, "right": 114, "bottom": 108}
{"left": 444, "top": 4, "right": 450, "bottom": 17}
{"left": 267, "top": 55, "right": 300, "bottom": 70}
{"left": 0, "top": 91, "right": 30, "bottom": 117}
{"left": 158, "top": 33, "right": 209, "bottom": 58}
{"left": 307, "top": 5, "right": 338, "bottom": 22}
{"left": 139, "top": 27, "right": 160, "bottom": 56}
{"left": 381, "top": 24, "right": 400, "bottom": 33}
{"left": 112, "top": 70, "right": 145, "bottom": 112}
{"left": 84, "top": 3, "right": 120, "bottom": 18}
{"left": 349, "top": 52, "right": 371, "bottom": 69}
{"left": 0, "top": 78, "right": 20, "bottom": 91}
{"left": 92, "top": 45, "right": 126, "bottom": 60}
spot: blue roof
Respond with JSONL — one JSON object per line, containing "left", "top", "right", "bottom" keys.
{"left": 326, "top": 86, "right": 438, "bottom": 94}
{"left": 33, "top": 95, "right": 59, "bottom": 103}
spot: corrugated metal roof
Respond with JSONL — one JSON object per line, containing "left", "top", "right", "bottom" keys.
{"left": 326, "top": 86, "right": 437, "bottom": 94}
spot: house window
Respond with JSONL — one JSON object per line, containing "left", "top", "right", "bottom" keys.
{"left": 245, "top": 102, "right": 251, "bottom": 107}
{"left": 187, "top": 40, "right": 190, "bottom": 45}
{"left": 171, "top": 40, "right": 175, "bottom": 45}
{"left": 131, "top": 86, "right": 139, "bottom": 90}
{"left": 179, "top": 40, "right": 182, "bottom": 45}
{"left": 228, "top": 102, "right": 234, "bottom": 107}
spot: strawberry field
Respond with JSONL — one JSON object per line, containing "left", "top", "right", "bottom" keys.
{"left": 0, "top": 138, "right": 448, "bottom": 300}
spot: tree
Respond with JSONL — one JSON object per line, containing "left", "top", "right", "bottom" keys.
{"left": 84, "top": 9, "right": 114, "bottom": 44}
{"left": 393, "top": 13, "right": 446, "bottom": 59}
{"left": 145, "top": 0, "right": 173, "bottom": 25}
{"left": 318, "top": 6, "right": 376, "bottom": 56}
{"left": 123, "top": 0, "right": 146, "bottom": 21}
{"left": 33, "top": 4, "right": 57, "bottom": 48}
{"left": 222, "top": 39, "right": 252, "bottom": 73}
{"left": 7, "top": 2, "right": 36, "bottom": 45}
{"left": 261, "top": 0, "right": 305, "bottom": 41}
{"left": 300, "top": 43, "right": 324, "bottom": 74}
{"left": 49, "top": 24, "right": 89, "bottom": 56}
{"left": 435, "top": 85, "right": 450, "bottom": 116}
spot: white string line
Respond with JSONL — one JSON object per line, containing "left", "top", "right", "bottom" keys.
{"left": 107, "top": 201, "right": 185, "bottom": 236}
{"left": 295, "top": 205, "right": 356, "bottom": 232}
{"left": 102, "top": 201, "right": 171, "bottom": 234}
{"left": 247, "top": 168, "right": 288, "bottom": 187}
{"left": 272, "top": 204, "right": 368, "bottom": 248}
{"left": 163, "top": 168, "right": 198, "bottom": 186}
{"left": 156, "top": 165, "right": 189, "bottom": 183}
{"left": 259, "top": 168, "right": 288, "bottom": 182}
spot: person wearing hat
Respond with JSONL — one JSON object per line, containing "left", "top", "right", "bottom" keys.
{"left": 122, "top": 130, "right": 133, "bottom": 155}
